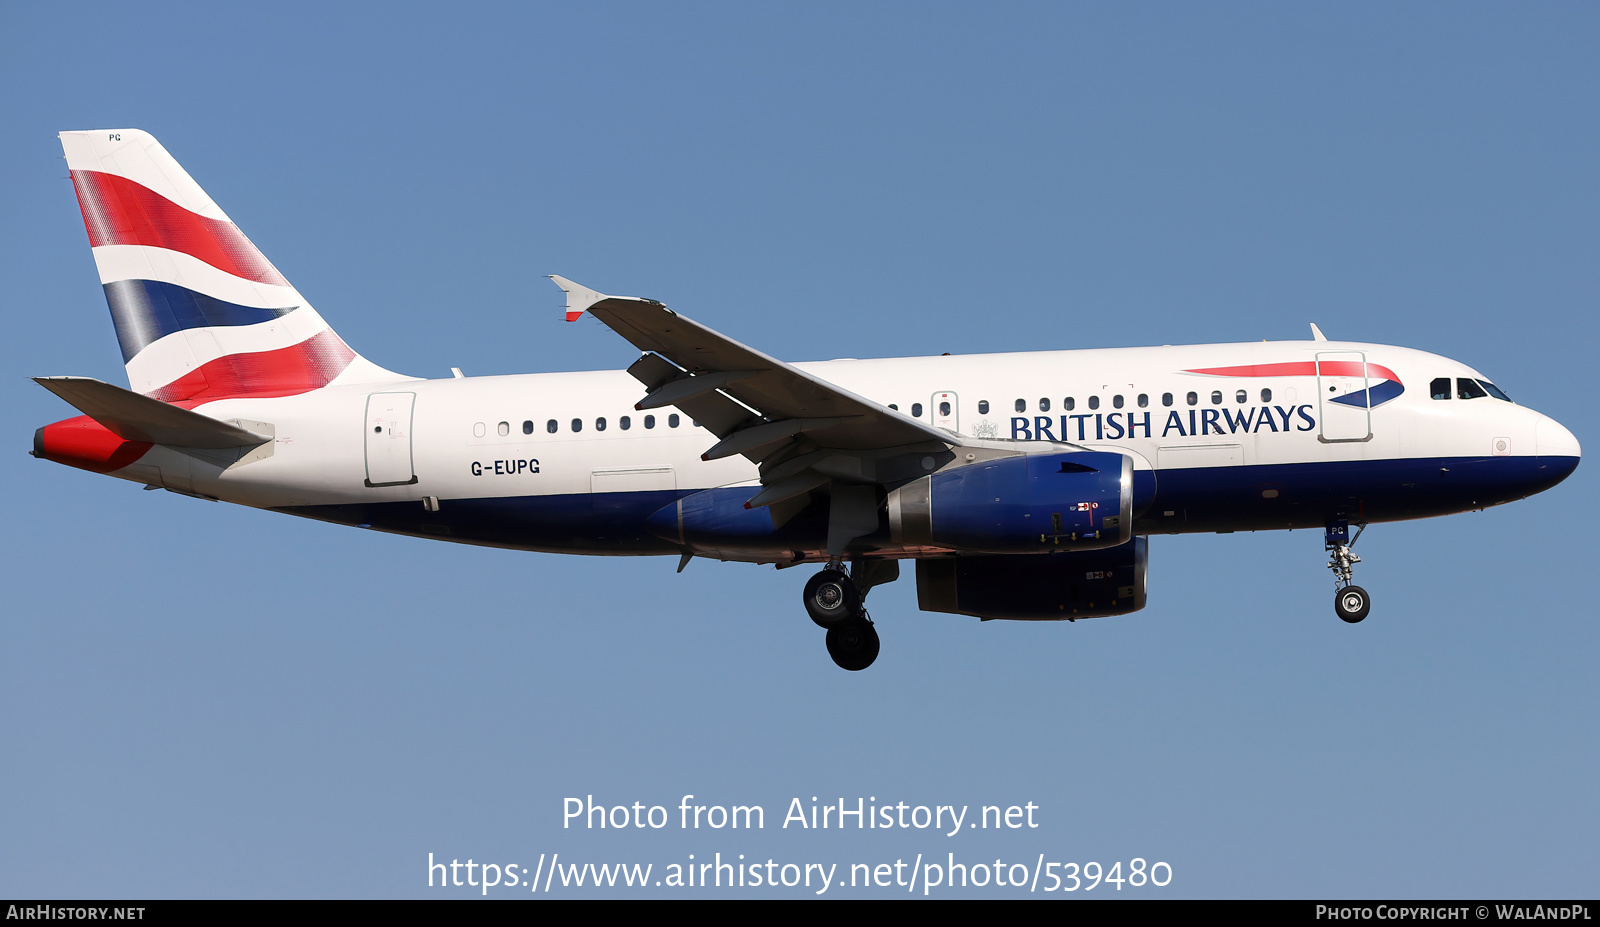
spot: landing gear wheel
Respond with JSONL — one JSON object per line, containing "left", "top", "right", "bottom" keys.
{"left": 804, "top": 569, "right": 860, "bottom": 629}
{"left": 826, "top": 617, "right": 880, "bottom": 671}
{"left": 1335, "top": 585, "right": 1371, "bottom": 623}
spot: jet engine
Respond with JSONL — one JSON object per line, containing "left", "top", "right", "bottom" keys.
{"left": 915, "top": 537, "right": 1148, "bottom": 621}
{"left": 887, "top": 450, "right": 1133, "bottom": 554}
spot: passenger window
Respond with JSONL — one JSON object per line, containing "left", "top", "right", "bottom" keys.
{"left": 939, "top": 401, "right": 951, "bottom": 416}
{"left": 571, "top": 418, "right": 582, "bottom": 433}
{"left": 1064, "top": 397, "right": 1075, "bottom": 411}
{"left": 1112, "top": 395, "right": 1124, "bottom": 409}
{"left": 1260, "top": 388, "right": 1272, "bottom": 403}
{"left": 669, "top": 414, "right": 680, "bottom": 428}
{"left": 1039, "top": 398, "right": 1050, "bottom": 412}
{"left": 498, "top": 422, "right": 510, "bottom": 436}
{"left": 888, "top": 404, "right": 898, "bottom": 411}
{"left": 1211, "top": 391, "right": 1223, "bottom": 405}
{"left": 644, "top": 415, "right": 656, "bottom": 429}
{"left": 1235, "top": 390, "right": 1247, "bottom": 404}
{"left": 546, "top": 419, "right": 558, "bottom": 434}
{"left": 596, "top": 417, "right": 607, "bottom": 431}
{"left": 1431, "top": 378, "right": 1452, "bottom": 400}
{"left": 1457, "top": 378, "right": 1488, "bottom": 400}
{"left": 1088, "top": 396, "right": 1100, "bottom": 410}
{"left": 1162, "top": 392, "right": 1173, "bottom": 407}
{"left": 1014, "top": 399, "right": 1026, "bottom": 413}
{"left": 620, "top": 416, "right": 631, "bottom": 430}
{"left": 977, "top": 400, "right": 989, "bottom": 415}
{"left": 1138, "top": 394, "right": 1148, "bottom": 408}
{"left": 911, "top": 403, "right": 923, "bottom": 417}
{"left": 473, "top": 422, "right": 486, "bottom": 438}
{"left": 522, "top": 420, "right": 534, "bottom": 435}
{"left": 1186, "top": 392, "right": 1197, "bottom": 406}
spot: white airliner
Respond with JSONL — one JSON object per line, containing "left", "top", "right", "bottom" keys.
{"left": 33, "top": 130, "right": 1581, "bottom": 670}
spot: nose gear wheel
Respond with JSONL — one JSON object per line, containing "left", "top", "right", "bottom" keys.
{"left": 1335, "top": 585, "right": 1371, "bottom": 623}
{"left": 1325, "top": 522, "right": 1372, "bottom": 623}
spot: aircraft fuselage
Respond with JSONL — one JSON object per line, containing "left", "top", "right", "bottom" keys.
{"left": 41, "top": 339, "right": 1576, "bottom": 563}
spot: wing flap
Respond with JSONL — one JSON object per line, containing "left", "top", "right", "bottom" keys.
{"left": 623, "top": 353, "right": 758, "bottom": 438}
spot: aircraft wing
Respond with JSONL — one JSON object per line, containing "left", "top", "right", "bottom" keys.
{"left": 552, "top": 276, "right": 958, "bottom": 526}
{"left": 553, "top": 276, "right": 955, "bottom": 457}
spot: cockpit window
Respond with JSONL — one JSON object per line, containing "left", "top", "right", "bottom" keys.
{"left": 1431, "top": 378, "right": 1451, "bottom": 400}
{"left": 1456, "top": 378, "right": 1488, "bottom": 400}
{"left": 1477, "top": 380, "right": 1513, "bottom": 402}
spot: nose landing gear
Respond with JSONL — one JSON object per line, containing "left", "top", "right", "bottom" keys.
{"left": 804, "top": 558, "right": 896, "bottom": 670}
{"left": 1326, "top": 522, "right": 1370, "bottom": 623}
{"left": 1334, "top": 584, "right": 1371, "bottom": 623}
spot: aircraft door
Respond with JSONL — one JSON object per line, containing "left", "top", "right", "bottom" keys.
{"left": 1316, "top": 352, "right": 1372, "bottom": 443}
{"left": 365, "top": 391, "right": 418, "bottom": 486}
{"left": 932, "top": 391, "right": 958, "bottom": 432}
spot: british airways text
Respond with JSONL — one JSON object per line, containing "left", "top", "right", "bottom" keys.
{"left": 1010, "top": 405, "right": 1317, "bottom": 441}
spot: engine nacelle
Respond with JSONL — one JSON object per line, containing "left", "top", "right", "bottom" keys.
{"left": 887, "top": 451, "right": 1132, "bottom": 554}
{"left": 915, "top": 538, "right": 1148, "bottom": 621}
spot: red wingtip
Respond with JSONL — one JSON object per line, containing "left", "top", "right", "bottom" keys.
{"left": 565, "top": 311, "right": 584, "bottom": 322}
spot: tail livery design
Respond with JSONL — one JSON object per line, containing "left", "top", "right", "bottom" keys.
{"left": 60, "top": 129, "right": 398, "bottom": 404}
{"left": 38, "top": 130, "right": 406, "bottom": 475}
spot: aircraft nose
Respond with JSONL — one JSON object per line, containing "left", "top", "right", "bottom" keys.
{"left": 1536, "top": 414, "right": 1581, "bottom": 459}
{"left": 1534, "top": 414, "right": 1580, "bottom": 486}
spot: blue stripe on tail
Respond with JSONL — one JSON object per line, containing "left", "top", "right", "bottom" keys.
{"left": 103, "top": 279, "right": 297, "bottom": 361}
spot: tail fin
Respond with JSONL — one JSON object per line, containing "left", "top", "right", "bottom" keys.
{"left": 59, "top": 129, "right": 407, "bottom": 405}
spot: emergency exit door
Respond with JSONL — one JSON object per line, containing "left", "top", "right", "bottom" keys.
{"left": 1316, "top": 352, "right": 1372, "bottom": 443}
{"left": 364, "top": 392, "right": 417, "bottom": 486}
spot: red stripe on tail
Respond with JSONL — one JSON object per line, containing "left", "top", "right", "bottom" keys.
{"left": 149, "top": 330, "right": 357, "bottom": 405}
{"left": 70, "top": 170, "right": 289, "bottom": 287}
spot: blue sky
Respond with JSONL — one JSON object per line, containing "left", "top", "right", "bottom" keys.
{"left": 2, "top": 2, "right": 1595, "bottom": 898}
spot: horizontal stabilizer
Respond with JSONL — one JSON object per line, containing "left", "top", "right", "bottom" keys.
{"left": 33, "top": 377, "right": 270, "bottom": 448}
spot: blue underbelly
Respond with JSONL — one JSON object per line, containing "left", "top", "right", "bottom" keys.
{"left": 278, "top": 455, "right": 1577, "bottom": 552}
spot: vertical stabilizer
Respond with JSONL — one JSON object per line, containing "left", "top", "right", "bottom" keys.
{"left": 60, "top": 129, "right": 409, "bottom": 405}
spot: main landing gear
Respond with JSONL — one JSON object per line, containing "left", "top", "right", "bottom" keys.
{"left": 1325, "top": 522, "right": 1371, "bottom": 624}
{"left": 804, "top": 568, "right": 860, "bottom": 628}
{"left": 803, "top": 559, "right": 895, "bottom": 671}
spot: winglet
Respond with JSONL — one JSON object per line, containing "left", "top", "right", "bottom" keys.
{"left": 1310, "top": 323, "right": 1328, "bottom": 342}
{"left": 549, "top": 275, "right": 607, "bottom": 322}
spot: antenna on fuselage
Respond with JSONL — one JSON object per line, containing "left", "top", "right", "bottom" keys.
{"left": 1309, "top": 323, "right": 1329, "bottom": 342}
